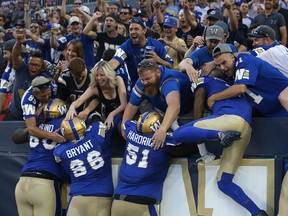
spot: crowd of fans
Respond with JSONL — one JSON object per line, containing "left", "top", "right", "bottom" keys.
{"left": 1, "top": 0, "right": 288, "bottom": 215}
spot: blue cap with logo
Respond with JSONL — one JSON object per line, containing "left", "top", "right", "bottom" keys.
{"left": 163, "top": 17, "right": 178, "bottom": 28}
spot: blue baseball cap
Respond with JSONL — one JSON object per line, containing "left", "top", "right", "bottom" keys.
{"left": 163, "top": 17, "right": 177, "bottom": 28}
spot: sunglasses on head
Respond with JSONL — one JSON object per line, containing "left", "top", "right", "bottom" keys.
{"left": 33, "top": 82, "right": 51, "bottom": 91}
{"left": 138, "top": 61, "right": 158, "bottom": 69}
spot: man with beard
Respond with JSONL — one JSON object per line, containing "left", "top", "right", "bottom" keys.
{"left": 121, "top": 59, "right": 193, "bottom": 149}
{"left": 109, "top": 17, "right": 173, "bottom": 88}
{"left": 83, "top": 13, "right": 126, "bottom": 62}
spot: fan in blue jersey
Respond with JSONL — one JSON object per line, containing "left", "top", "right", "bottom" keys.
{"left": 111, "top": 110, "right": 178, "bottom": 216}
{"left": 173, "top": 76, "right": 268, "bottom": 216}
{"left": 15, "top": 98, "right": 68, "bottom": 216}
{"left": 210, "top": 43, "right": 288, "bottom": 117}
{"left": 21, "top": 76, "right": 66, "bottom": 142}
{"left": 108, "top": 17, "right": 173, "bottom": 87}
{"left": 122, "top": 59, "right": 194, "bottom": 150}
{"left": 53, "top": 115, "right": 121, "bottom": 216}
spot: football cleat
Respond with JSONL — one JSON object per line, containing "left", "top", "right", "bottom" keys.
{"left": 137, "top": 110, "right": 163, "bottom": 134}
{"left": 61, "top": 117, "right": 86, "bottom": 142}
{"left": 196, "top": 152, "right": 216, "bottom": 163}
{"left": 218, "top": 131, "right": 241, "bottom": 148}
{"left": 253, "top": 210, "right": 268, "bottom": 216}
{"left": 43, "top": 98, "right": 67, "bottom": 120}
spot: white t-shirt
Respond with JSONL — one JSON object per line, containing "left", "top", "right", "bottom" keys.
{"left": 257, "top": 45, "right": 288, "bottom": 78}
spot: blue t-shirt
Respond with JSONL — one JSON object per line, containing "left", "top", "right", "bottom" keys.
{"left": 22, "top": 117, "right": 64, "bottom": 179}
{"left": 53, "top": 121, "right": 116, "bottom": 197}
{"left": 113, "top": 37, "right": 173, "bottom": 86}
{"left": 188, "top": 44, "right": 237, "bottom": 69}
{"left": 115, "top": 120, "right": 176, "bottom": 200}
{"left": 129, "top": 66, "right": 194, "bottom": 115}
{"left": 233, "top": 54, "right": 288, "bottom": 117}
{"left": 57, "top": 33, "right": 95, "bottom": 69}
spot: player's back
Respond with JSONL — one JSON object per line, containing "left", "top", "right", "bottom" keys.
{"left": 22, "top": 117, "right": 65, "bottom": 179}
{"left": 53, "top": 121, "right": 114, "bottom": 197}
{"left": 115, "top": 120, "right": 173, "bottom": 200}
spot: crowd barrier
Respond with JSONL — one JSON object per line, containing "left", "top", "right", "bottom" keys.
{"left": 0, "top": 117, "right": 287, "bottom": 216}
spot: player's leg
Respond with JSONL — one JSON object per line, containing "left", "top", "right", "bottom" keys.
{"left": 174, "top": 115, "right": 241, "bottom": 147}
{"left": 278, "top": 164, "right": 288, "bottom": 216}
{"left": 67, "top": 196, "right": 112, "bottom": 216}
{"left": 279, "top": 86, "right": 288, "bottom": 111}
{"left": 216, "top": 117, "right": 266, "bottom": 215}
{"left": 111, "top": 200, "right": 159, "bottom": 216}
{"left": 31, "top": 178, "right": 57, "bottom": 216}
{"left": 15, "top": 177, "right": 33, "bottom": 216}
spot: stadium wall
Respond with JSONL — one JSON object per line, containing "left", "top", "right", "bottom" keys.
{"left": 0, "top": 118, "right": 287, "bottom": 216}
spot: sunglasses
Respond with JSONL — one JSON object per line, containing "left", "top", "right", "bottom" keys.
{"left": 33, "top": 82, "right": 51, "bottom": 91}
{"left": 30, "top": 25, "right": 39, "bottom": 29}
{"left": 120, "top": 12, "right": 129, "bottom": 15}
{"left": 138, "top": 61, "right": 158, "bottom": 69}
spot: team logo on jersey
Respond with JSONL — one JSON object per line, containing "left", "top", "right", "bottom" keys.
{"left": 235, "top": 68, "right": 250, "bottom": 81}
{"left": 254, "top": 47, "right": 265, "bottom": 55}
{"left": 115, "top": 48, "right": 127, "bottom": 61}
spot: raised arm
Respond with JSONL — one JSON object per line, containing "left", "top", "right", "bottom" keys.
{"left": 12, "top": 30, "right": 27, "bottom": 70}
{"left": 61, "top": 0, "right": 71, "bottom": 22}
{"left": 83, "top": 12, "right": 103, "bottom": 39}
{"left": 26, "top": 30, "right": 45, "bottom": 46}
{"left": 24, "top": 3, "right": 31, "bottom": 28}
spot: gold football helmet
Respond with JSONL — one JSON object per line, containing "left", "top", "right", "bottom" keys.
{"left": 43, "top": 98, "right": 67, "bottom": 120}
{"left": 61, "top": 117, "right": 87, "bottom": 142}
{"left": 137, "top": 110, "right": 163, "bottom": 134}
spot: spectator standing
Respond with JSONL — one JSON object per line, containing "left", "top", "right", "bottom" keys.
{"left": 50, "top": 16, "right": 95, "bottom": 69}
{"left": 3, "top": 29, "right": 49, "bottom": 121}
{"left": 251, "top": 0, "right": 287, "bottom": 46}
{"left": 158, "top": 17, "right": 188, "bottom": 70}
{"left": 0, "top": 27, "right": 6, "bottom": 77}
{"left": 0, "top": 39, "right": 16, "bottom": 120}
{"left": 108, "top": 17, "right": 173, "bottom": 88}
{"left": 83, "top": 13, "right": 126, "bottom": 63}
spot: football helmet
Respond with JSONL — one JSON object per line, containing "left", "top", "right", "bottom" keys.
{"left": 61, "top": 117, "right": 87, "bottom": 142}
{"left": 43, "top": 98, "right": 67, "bottom": 120}
{"left": 137, "top": 110, "right": 163, "bottom": 134}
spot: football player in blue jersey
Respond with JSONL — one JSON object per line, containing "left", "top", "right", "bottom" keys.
{"left": 173, "top": 75, "right": 268, "bottom": 216}
{"left": 210, "top": 43, "right": 288, "bottom": 117}
{"left": 111, "top": 110, "right": 178, "bottom": 216}
{"left": 15, "top": 98, "right": 68, "bottom": 216}
{"left": 53, "top": 115, "right": 121, "bottom": 216}
{"left": 122, "top": 58, "right": 194, "bottom": 149}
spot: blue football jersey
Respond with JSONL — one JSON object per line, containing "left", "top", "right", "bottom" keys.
{"left": 115, "top": 120, "right": 176, "bottom": 201}
{"left": 195, "top": 76, "right": 252, "bottom": 124}
{"left": 129, "top": 66, "right": 194, "bottom": 115}
{"left": 234, "top": 54, "right": 288, "bottom": 117}
{"left": 22, "top": 117, "right": 64, "bottom": 179}
{"left": 53, "top": 121, "right": 114, "bottom": 197}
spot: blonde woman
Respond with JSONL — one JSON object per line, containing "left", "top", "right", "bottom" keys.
{"left": 66, "top": 61, "right": 127, "bottom": 129}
